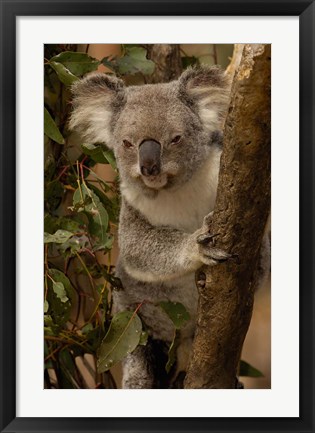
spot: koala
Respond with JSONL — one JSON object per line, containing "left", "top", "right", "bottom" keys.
{"left": 70, "top": 66, "right": 235, "bottom": 388}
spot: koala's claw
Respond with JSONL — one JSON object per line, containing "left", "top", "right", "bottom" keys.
{"left": 195, "top": 229, "right": 232, "bottom": 266}
{"left": 196, "top": 232, "right": 219, "bottom": 245}
{"left": 205, "top": 247, "right": 232, "bottom": 261}
{"left": 199, "top": 246, "right": 233, "bottom": 266}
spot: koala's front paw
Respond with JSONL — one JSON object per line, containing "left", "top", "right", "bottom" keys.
{"left": 196, "top": 232, "right": 232, "bottom": 266}
{"left": 194, "top": 211, "right": 232, "bottom": 266}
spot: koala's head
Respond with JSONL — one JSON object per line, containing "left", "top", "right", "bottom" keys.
{"left": 70, "top": 66, "right": 229, "bottom": 196}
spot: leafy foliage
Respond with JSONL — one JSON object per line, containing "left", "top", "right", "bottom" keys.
{"left": 97, "top": 311, "right": 142, "bottom": 373}
{"left": 44, "top": 44, "right": 159, "bottom": 389}
{"left": 101, "top": 46, "right": 155, "bottom": 76}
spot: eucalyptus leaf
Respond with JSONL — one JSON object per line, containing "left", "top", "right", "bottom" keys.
{"left": 50, "top": 51, "right": 100, "bottom": 76}
{"left": 239, "top": 360, "right": 264, "bottom": 377}
{"left": 87, "top": 182, "right": 119, "bottom": 224}
{"left": 81, "top": 323, "right": 94, "bottom": 335}
{"left": 44, "top": 215, "right": 82, "bottom": 234}
{"left": 44, "top": 229, "right": 74, "bottom": 244}
{"left": 44, "top": 107, "right": 65, "bottom": 144}
{"left": 181, "top": 56, "right": 200, "bottom": 69}
{"left": 59, "top": 235, "right": 89, "bottom": 255}
{"left": 81, "top": 143, "right": 116, "bottom": 169}
{"left": 50, "top": 61, "right": 79, "bottom": 86}
{"left": 115, "top": 47, "right": 155, "bottom": 76}
{"left": 159, "top": 301, "right": 190, "bottom": 330}
{"left": 102, "top": 149, "right": 117, "bottom": 170}
{"left": 165, "top": 330, "right": 180, "bottom": 373}
{"left": 44, "top": 214, "right": 58, "bottom": 234}
{"left": 81, "top": 143, "right": 108, "bottom": 163}
{"left": 44, "top": 314, "right": 62, "bottom": 336}
{"left": 100, "top": 57, "right": 116, "bottom": 71}
{"left": 58, "top": 350, "right": 79, "bottom": 389}
{"left": 97, "top": 311, "right": 142, "bottom": 373}
{"left": 44, "top": 181, "right": 64, "bottom": 212}
{"left": 139, "top": 330, "right": 148, "bottom": 346}
{"left": 47, "top": 269, "right": 74, "bottom": 326}
{"left": 72, "top": 184, "right": 109, "bottom": 249}
{"left": 52, "top": 281, "right": 69, "bottom": 303}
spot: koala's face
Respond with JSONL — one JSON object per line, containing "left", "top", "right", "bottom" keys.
{"left": 113, "top": 84, "right": 211, "bottom": 193}
{"left": 70, "top": 66, "right": 229, "bottom": 195}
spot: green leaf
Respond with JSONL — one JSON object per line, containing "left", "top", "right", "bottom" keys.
{"left": 181, "top": 56, "right": 200, "bottom": 69}
{"left": 239, "top": 360, "right": 264, "bottom": 377}
{"left": 44, "top": 107, "right": 65, "bottom": 144}
{"left": 100, "top": 57, "right": 116, "bottom": 71}
{"left": 52, "top": 281, "right": 69, "bottom": 303}
{"left": 59, "top": 235, "right": 89, "bottom": 255}
{"left": 48, "top": 269, "right": 73, "bottom": 297}
{"left": 115, "top": 47, "right": 155, "bottom": 76}
{"left": 44, "top": 300, "right": 49, "bottom": 313}
{"left": 58, "top": 350, "right": 79, "bottom": 389}
{"left": 81, "top": 323, "right": 94, "bottom": 334}
{"left": 44, "top": 229, "right": 74, "bottom": 244}
{"left": 44, "top": 314, "right": 60, "bottom": 336}
{"left": 139, "top": 330, "right": 148, "bottom": 346}
{"left": 72, "top": 184, "right": 109, "bottom": 249}
{"left": 81, "top": 143, "right": 108, "bottom": 163}
{"left": 47, "top": 269, "right": 74, "bottom": 326}
{"left": 159, "top": 301, "right": 190, "bottom": 329}
{"left": 165, "top": 330, "right": 180, "bottom": 373}
{"left": 50, "top": 61, "right": 79, "bottom": 86}
{"left": 50, "top": 51, "right": 100, "bottom": 76}
{"left": 87, "top": 182, "right": 120, "bottom": 224}
{"left": 97, "top": 311, "right": 142, "bottom": 373}
{"left": 57, "top": 217, "right": 82, "bottom": 233}
{"left": 44, "top": 180, "right": 64, "bottom": 212}
{"left": 59, "top": 350, "right": 76, "bottom": 375}
{"left": 44, "top": 214, "right": 58, "bottom": 234}
{"left": 101, "top": 149, "right": 116, "bottom": 170}
{"left": 81, "top": 143, "right": 116, "bottom": 169}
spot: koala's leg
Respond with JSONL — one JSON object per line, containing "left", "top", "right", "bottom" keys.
{"left": 122, "top": 339, "right": 169, "bottom": 389}
{"left": 122, "top": 346, "right": 155, "bottom": 389}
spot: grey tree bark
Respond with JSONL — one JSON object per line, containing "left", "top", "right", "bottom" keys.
{"left": 184, "top": 44, "right": 271, "bottom": 389}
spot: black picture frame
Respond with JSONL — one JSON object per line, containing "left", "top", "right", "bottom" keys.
{"left": 0, "top": 1, "right": 314, "bottom": 432}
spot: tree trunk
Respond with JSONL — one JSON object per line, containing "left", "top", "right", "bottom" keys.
{"left": 145, "top": 44, "right": 183, "bottom": 83}
{"left": 225, "top": 44, "right": 245, "bottom": 82}
{"left": 184, "top": 44, "right": 271, "bottom": 389}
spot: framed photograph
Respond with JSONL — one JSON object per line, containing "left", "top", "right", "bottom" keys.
{"left": 0, "top": 1, "right": 314, "bottom": 432}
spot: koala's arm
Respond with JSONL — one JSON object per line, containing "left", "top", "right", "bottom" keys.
{"left": 118, "top": 201, "right": 230, "bottom": 283}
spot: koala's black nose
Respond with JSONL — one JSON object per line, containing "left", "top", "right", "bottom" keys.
{"left": 139, "top": 140, "right": 161, "bottom": 176}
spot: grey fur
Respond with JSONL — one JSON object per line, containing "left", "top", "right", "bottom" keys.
{"left": 70, "top": 66, "right": 234, "bottom": 388}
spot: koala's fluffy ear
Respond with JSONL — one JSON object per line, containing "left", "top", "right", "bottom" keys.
{"left": 69, "top": 73, "right": 126, "bottom": 148}
{"left": 178, "top": 66, "right": 230, "bottom": 132}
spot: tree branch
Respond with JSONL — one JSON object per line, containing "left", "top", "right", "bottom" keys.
{"left": 184, "top": 44, "right": 271, "bottom": 389}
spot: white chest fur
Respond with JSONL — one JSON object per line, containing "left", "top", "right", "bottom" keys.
{"left": 122, "top": 149, "right": 221, "bottom": 233}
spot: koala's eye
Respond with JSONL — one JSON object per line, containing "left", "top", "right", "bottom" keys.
{"left": 123, "top": 139, "right": 133, "bottom": 149}
{"left": 170, "top": 135, "right": 182, "bottom": 144}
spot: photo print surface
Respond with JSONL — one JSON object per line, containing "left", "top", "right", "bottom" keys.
{"left": 44, "top": 43, "right": 271, "bottom": 390}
